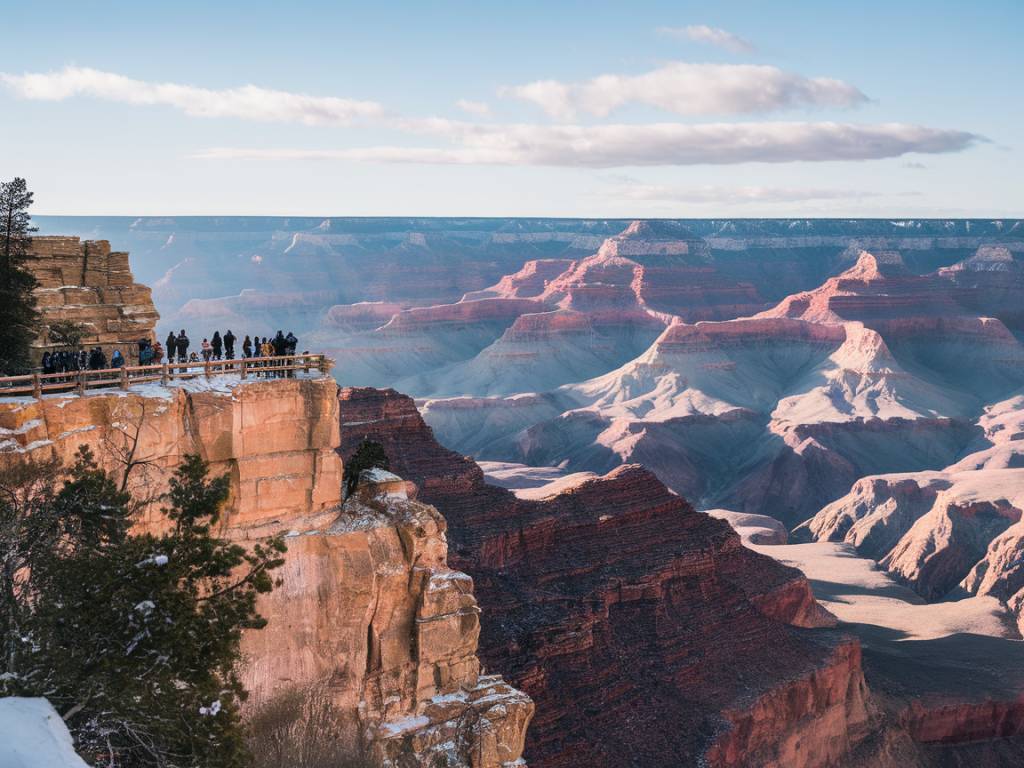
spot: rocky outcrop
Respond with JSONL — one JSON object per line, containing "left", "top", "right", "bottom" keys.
{"left": 240, "top": 473, "right": 533, "bottom": 768}
{"left": 27, "top": 236, "right": 159, "bottom": 363}
{"left": 0, "top": 378, "right": 532, "bottom": 767}
{"left": 338, "top": 387, "right": 870, "bottom": 768}
{"left": 795, "top": 409, "right": 1024, "bottom": 632}
{"left": 0, "top": 377, "right": 342, "bottom": 534}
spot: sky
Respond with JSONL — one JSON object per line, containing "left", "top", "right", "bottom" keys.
{"left": 0, "top": 0, "right": 1020, "bottom": 218}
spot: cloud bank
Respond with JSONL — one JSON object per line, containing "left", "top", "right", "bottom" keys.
{"left": 194, "top": 121, "right": 980, "bottom": 167}
{"left": 658, "top": 25, "right": 756, "bottom": 54}
{"left": 503, "top": 62, "right": 867, "bottom": 119}
{"left": 0, "top": 65, "right": 384, "bottom": 125}
{"left": 605, "top": 182, "right": 905, "bottom": 204}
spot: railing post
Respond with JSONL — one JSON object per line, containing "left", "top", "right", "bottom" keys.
{"left": 32, "top": 373, "right": 41, "bottom": 399}
{"left": 120, "top": 366, "right": 129, "bottom": 390}
{"left": 77, "top": 370, "right": 86, "bottom": 395}
{"left": 240, "top": 360, "right": 247, "bottom": 380}
{"left": 204, "top": 360, "right": 211, "bottom": 380}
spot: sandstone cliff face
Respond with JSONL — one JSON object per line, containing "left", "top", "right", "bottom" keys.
{"left": 27, "top": 236, "right": 159, "bottom": 363}
{"left": 0, "top": 377, "right": 342, "bottom": 534}
{"left": 0, "top": 378, "right": 532, "bottom": 767}
{"left": 241, "top": 476, "right": 533, "bottom": 768}
{"left": 338, "top": 387, "right": 870, "bottom": 768}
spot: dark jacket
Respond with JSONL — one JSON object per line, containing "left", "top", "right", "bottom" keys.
{"left": 211, "top": 332, "right": 222, "bottom": 354}
{"left": 224, "top": 331, "right": 236, "bottom": 351}
{"left": 177, "top": 334, "right": 190, "bottom": 354}
{"left": 242, "top": 336, "right": 252, "bottom": 357}
{"left": 285, "top": 332, "right": 298, "bottom": 354}
{"left": 273, "top": 332, "right": 287, "bottom": 356}
{"left": 166, "top": 332, "right": 176, "bottom": 352}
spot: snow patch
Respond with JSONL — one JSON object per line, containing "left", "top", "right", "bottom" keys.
{"left": 0, "top": 697, "right": 89, "bottom": 767}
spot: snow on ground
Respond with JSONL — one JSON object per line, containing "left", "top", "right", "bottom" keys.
{"left": 0, "top": 698, "right": 88, "bottom": 767}
{"left": 752, "top": 541, "right": 1015, "bottom": 641}
{"left": 479, "top": 461, "right": 597, "bottom": 499}
{"left": 3, "top": 370, "right": 325, "bottom": 405}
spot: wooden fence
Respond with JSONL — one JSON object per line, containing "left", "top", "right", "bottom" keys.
{"left": 0, "top": 354, "right": 334, "bottom": 398}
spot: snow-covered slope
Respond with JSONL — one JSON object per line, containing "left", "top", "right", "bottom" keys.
{"left": 0, "top": 698, "right": 88, "bottom": 768}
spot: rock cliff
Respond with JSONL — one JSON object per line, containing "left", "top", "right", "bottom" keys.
{"left": 26, "top": 236, "right": 159, "bottom": 363}
{"left": 338, "top": 386, "right": 875, "bottom": 768}
{"left": 0, "top": 377, "right": 532, "bottom": 767}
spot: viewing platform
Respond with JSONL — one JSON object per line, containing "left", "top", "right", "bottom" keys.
{"left": 0, "top": 354, "right": 334, "bottom": 399}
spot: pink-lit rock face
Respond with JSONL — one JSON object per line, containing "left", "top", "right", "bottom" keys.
{"left": 463, "top": 258, "right": 575, "bottom": 301}
{"left": 422, "top": 245, "right": 1024, "bottom": 526}
{"left": 308, "top": 220, "right": 776, "bottom": 396}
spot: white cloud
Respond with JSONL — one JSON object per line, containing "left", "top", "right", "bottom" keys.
{"left": 503, "top": 62, "right": 867, "bottom": 119}
{"left": 604, "top": 182, "right": 906, "bottom": 204}
{"left": 455, "top": 98, "right": 492, "bottom": 117}
{"left": 193, "top": 120, "right": 980, "bottom": 167}
{"left": 0, "top": 65, "right": 384, "bottom": 125}
{"left": 658, "top": 25, "right": 756, "bottom": 54}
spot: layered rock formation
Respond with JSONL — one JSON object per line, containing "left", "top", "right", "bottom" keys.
{"left": 338, "top": 387, "right": 878, "bottom": 768}
{"left": 424, "top": 250, "right": 1024, "bottom": 525}
{"left": 27, "top": 236, "right": 159, "bottom": 363}
{"left": 312, "top": 220, "right": 773, "bottom": 397}
{"left": 0, "top": 376, "right": 341, "bottom": 533}
{"left": 39, "top": 216, "right": 1017, "bottom": 336}
{"left": 0, "top": 378, "right": 532, "bottom": 766}
{"left": 796, "top": 391, "right": 1024, "bottom": 634}
{"left": 241, "top": 472, "right": 533, "bottom": 768}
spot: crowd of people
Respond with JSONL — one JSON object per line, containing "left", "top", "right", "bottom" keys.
{"left": 38, "top": 329, "right": 302, "bottom": 379}
{"left": 40, "top": 347, "right": 125, "bottom": 375}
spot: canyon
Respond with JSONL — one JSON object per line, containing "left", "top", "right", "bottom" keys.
{"left": 13, "top": 218, "right": 1024, "bottom": 766}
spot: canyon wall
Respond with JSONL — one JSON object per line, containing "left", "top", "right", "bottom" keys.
{"left": 338, "top": 387, "right": 876, "bottom": 768}
{"left": 27, "top": 236, "right": 159, "bottom": 363}
{"left": 0, "top": 378, "right": 531, "bottom": 767}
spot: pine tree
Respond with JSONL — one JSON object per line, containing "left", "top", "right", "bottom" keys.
{"left": 344, "top": 439, "right": 390, "bottom": 498}
{"left": 0, "top": 177, "right": 40, "bottom": 374}
{"left": 3, "top": 451, "right": 286, "bottom": 767}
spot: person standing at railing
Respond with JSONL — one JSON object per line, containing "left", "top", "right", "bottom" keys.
{"left": 211, "top": 331, "right": 222, "bottom": 361}
{"left": 272, "top": 331, "right": 286, "bottom": 378}
{"left": 285, "top": 331, "right": 298, "bottom": 378}
{"left": 224, "top": 330, "right": 236, "bottom": 359}
{"left": 242, "top": 335, "right": 252, "bottom": 358}
{"left": 111, "top": 349, "right": 125, "bottom": 368}
{"left": 260, "top": 337, "right": 273, "bottom": 377}
{"left": 152, "top": 341, "right": 164, "bottom": 364}
{"left": 166, "top": 331, "right": 176, "bottom": 359}
{"left": 201, "top": 338, "right": 212, "bottom": 362}
{"left": 176, "top": 330, "right": 190, "bottom": 364}
{"left": 78, "top": 349, "right": 87, "bottom": 372}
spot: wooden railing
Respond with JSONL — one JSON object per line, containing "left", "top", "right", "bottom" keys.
{"left": 0, "top": 354, "right": 334, "bottom": 398}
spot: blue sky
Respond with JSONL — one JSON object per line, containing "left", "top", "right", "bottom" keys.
{"left": 1, "top": 0, "right": 1020, "bottom": 217}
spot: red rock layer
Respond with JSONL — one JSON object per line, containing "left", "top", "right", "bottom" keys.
{"left": 338, "top": 387, "right": 868, "bottom": 768}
